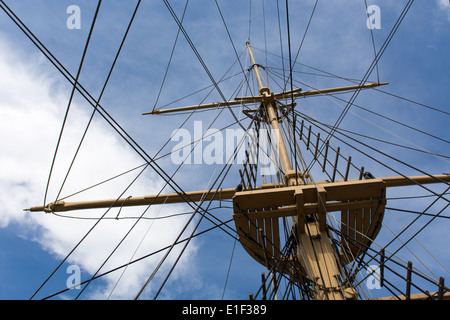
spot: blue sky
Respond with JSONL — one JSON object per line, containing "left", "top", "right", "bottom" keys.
{"left": 0, "top": 0, "right": 449, "bottom": 300}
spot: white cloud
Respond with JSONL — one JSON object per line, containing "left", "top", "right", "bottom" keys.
{"left": 0, "top": 34, "right": 199, "bottom": 299}
{"left": 436, "top": 0, "right": 450, "bottom": 21}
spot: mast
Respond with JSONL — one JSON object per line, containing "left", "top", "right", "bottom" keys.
{"left": 246, "top": 42, "right": 342, "bottom": 299}
{"left": 25, "top": 42, "right": 450, "bottom": 300}
{"left": 245, "top": 42, "right": 295, "bottom": 185}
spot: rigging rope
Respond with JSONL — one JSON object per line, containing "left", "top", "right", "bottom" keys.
{"left": 29, "top": 0, "right": 104, "bottom": 299}
{"left": 248, "top": 0, "right": 252, "bottom": 42}
{"left": 267, "top": 66, "right": 450, "bottom": 148}
{"left": 215, "top": 0, "right": 254, "bottom": 97}
{"left": 41, "top": 218, "right": 234, "bottom": 300}
{"left": 153, "top": 0, "right": 189, "bottom": 112}
{"left": 53, "top": 0, "right": 144, "bottom": 205}
{"left": 284, "top": 0, "right": 319, "bottom": 90}
{"left": 4, "top": 0, "right": 447, "bottom": 300}
{"left": 2, "top": 0, "right": 251, "bottom": 299}
{"left": 273, "top": 0, "right": 416, "bottom": 176}
{"left": 135, "top": 119, "right": 256, "bottom": 300}
{"left": 295, "top": 111, "right": 450, "bottom": 193}
{"left": 364, "top": 0, "right": 380, "bottom": 83}
{"left": 83, "top": 81, "right": 250, "bottom": 298}
{"left": 162, "top": 0, "right": 247, "bottom": 132}
{"left": 267, "top": 67, "right": 450, "bottom": 150}
{"left": 43, "top": 0, "right": 103, "bottom": 209}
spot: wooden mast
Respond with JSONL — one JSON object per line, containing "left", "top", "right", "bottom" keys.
{"left": 25, "top": 42, "right": 450, "bottom": 300}
{"left": 245, "top": 43, "right": 345, "bottom": 299}
{"left": 245, "top": 42, "right": 295, "bottom": 185}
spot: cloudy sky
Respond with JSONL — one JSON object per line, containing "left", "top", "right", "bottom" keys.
{"left": 0, "top": 0, "right": 449, "bottom": 300}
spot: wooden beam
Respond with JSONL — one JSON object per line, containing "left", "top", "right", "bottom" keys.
{"left": 374, "top": 291, "right": 450, "bottom": 300}
{"left": 26, "top": 188, "right": 236, "bottom": 213}
{"left": 381, "top": 174, "right": 450, "bottom": 187}
{"left": 25, "top": 174, "right": 450, "bottom": 213}
{"left": 143, "top": 100, "right": 243, "bottom": 115}
{"left": 143, "top": 83, "right": 388, "bottom": 116}
{"left": 295, "top": 82, "right": 388, "bottom": 98}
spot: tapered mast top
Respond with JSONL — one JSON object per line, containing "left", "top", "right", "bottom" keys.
{"left": 246, "top": 42, "right": 296, "bottom": 183}
{"left": 246, "top": 42, "right": 267, "bottom": 94}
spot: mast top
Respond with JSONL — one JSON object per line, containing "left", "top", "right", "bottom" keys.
{"left": 246, "top": 42, "right": 269, "bottom": 95}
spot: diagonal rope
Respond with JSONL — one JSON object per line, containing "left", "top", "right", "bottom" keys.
{"left": 54, "top": 0, "right": 143, "bottom": 204}
{"left": 153, "top": 0, "right": 189, "bottom": 112}
{"left": 29, "top": 0, "right": 104, "bottom": 299}
{"left": 42, "top": 0, "right": 103, "bottom": 208}
{"left": 305, "top": 0, "right": 415, "bottom": 174}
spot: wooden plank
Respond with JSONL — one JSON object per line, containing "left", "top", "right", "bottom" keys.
{"left": 251, "top": 218, "right": 258, "bottom": 251}
{"left": 317, "top": 185, "right": 327, "bottom": 231}
{"left": 355, "top": 207, "right": 363, "bottom": 254}
{"left": 264, "top": 217, "right": 273, "bottom": 257}
{"left": 348, "top": 208, "right": 356, "bottom": 254}
{"left": 231, "top": 179, "right": 388, "bottom": 268}
{"left": 362, "top": 206, "right": 371, "bottom": 244}
{"left": 366, "top": 203, "right": 385, "bottom": 242}
{"left": 322, "top": 179, "right": 385, "bottom": 201}
{"left": 233, "top": 214, "right": 266, "bottom": 267}
{"left": 272, "top": 217, "right": 280, "bottom": 258}
{"left": 296, "top": 190, "right": 305, "bottom": 233}
{"left": 341, "top": 208, "right": 348, "bottom": 242}
{"left": 234, "top": 187, "right": 296, "bottom": 211}
{"left": 235, "top": 199, "right": 380, "bottom": 220}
